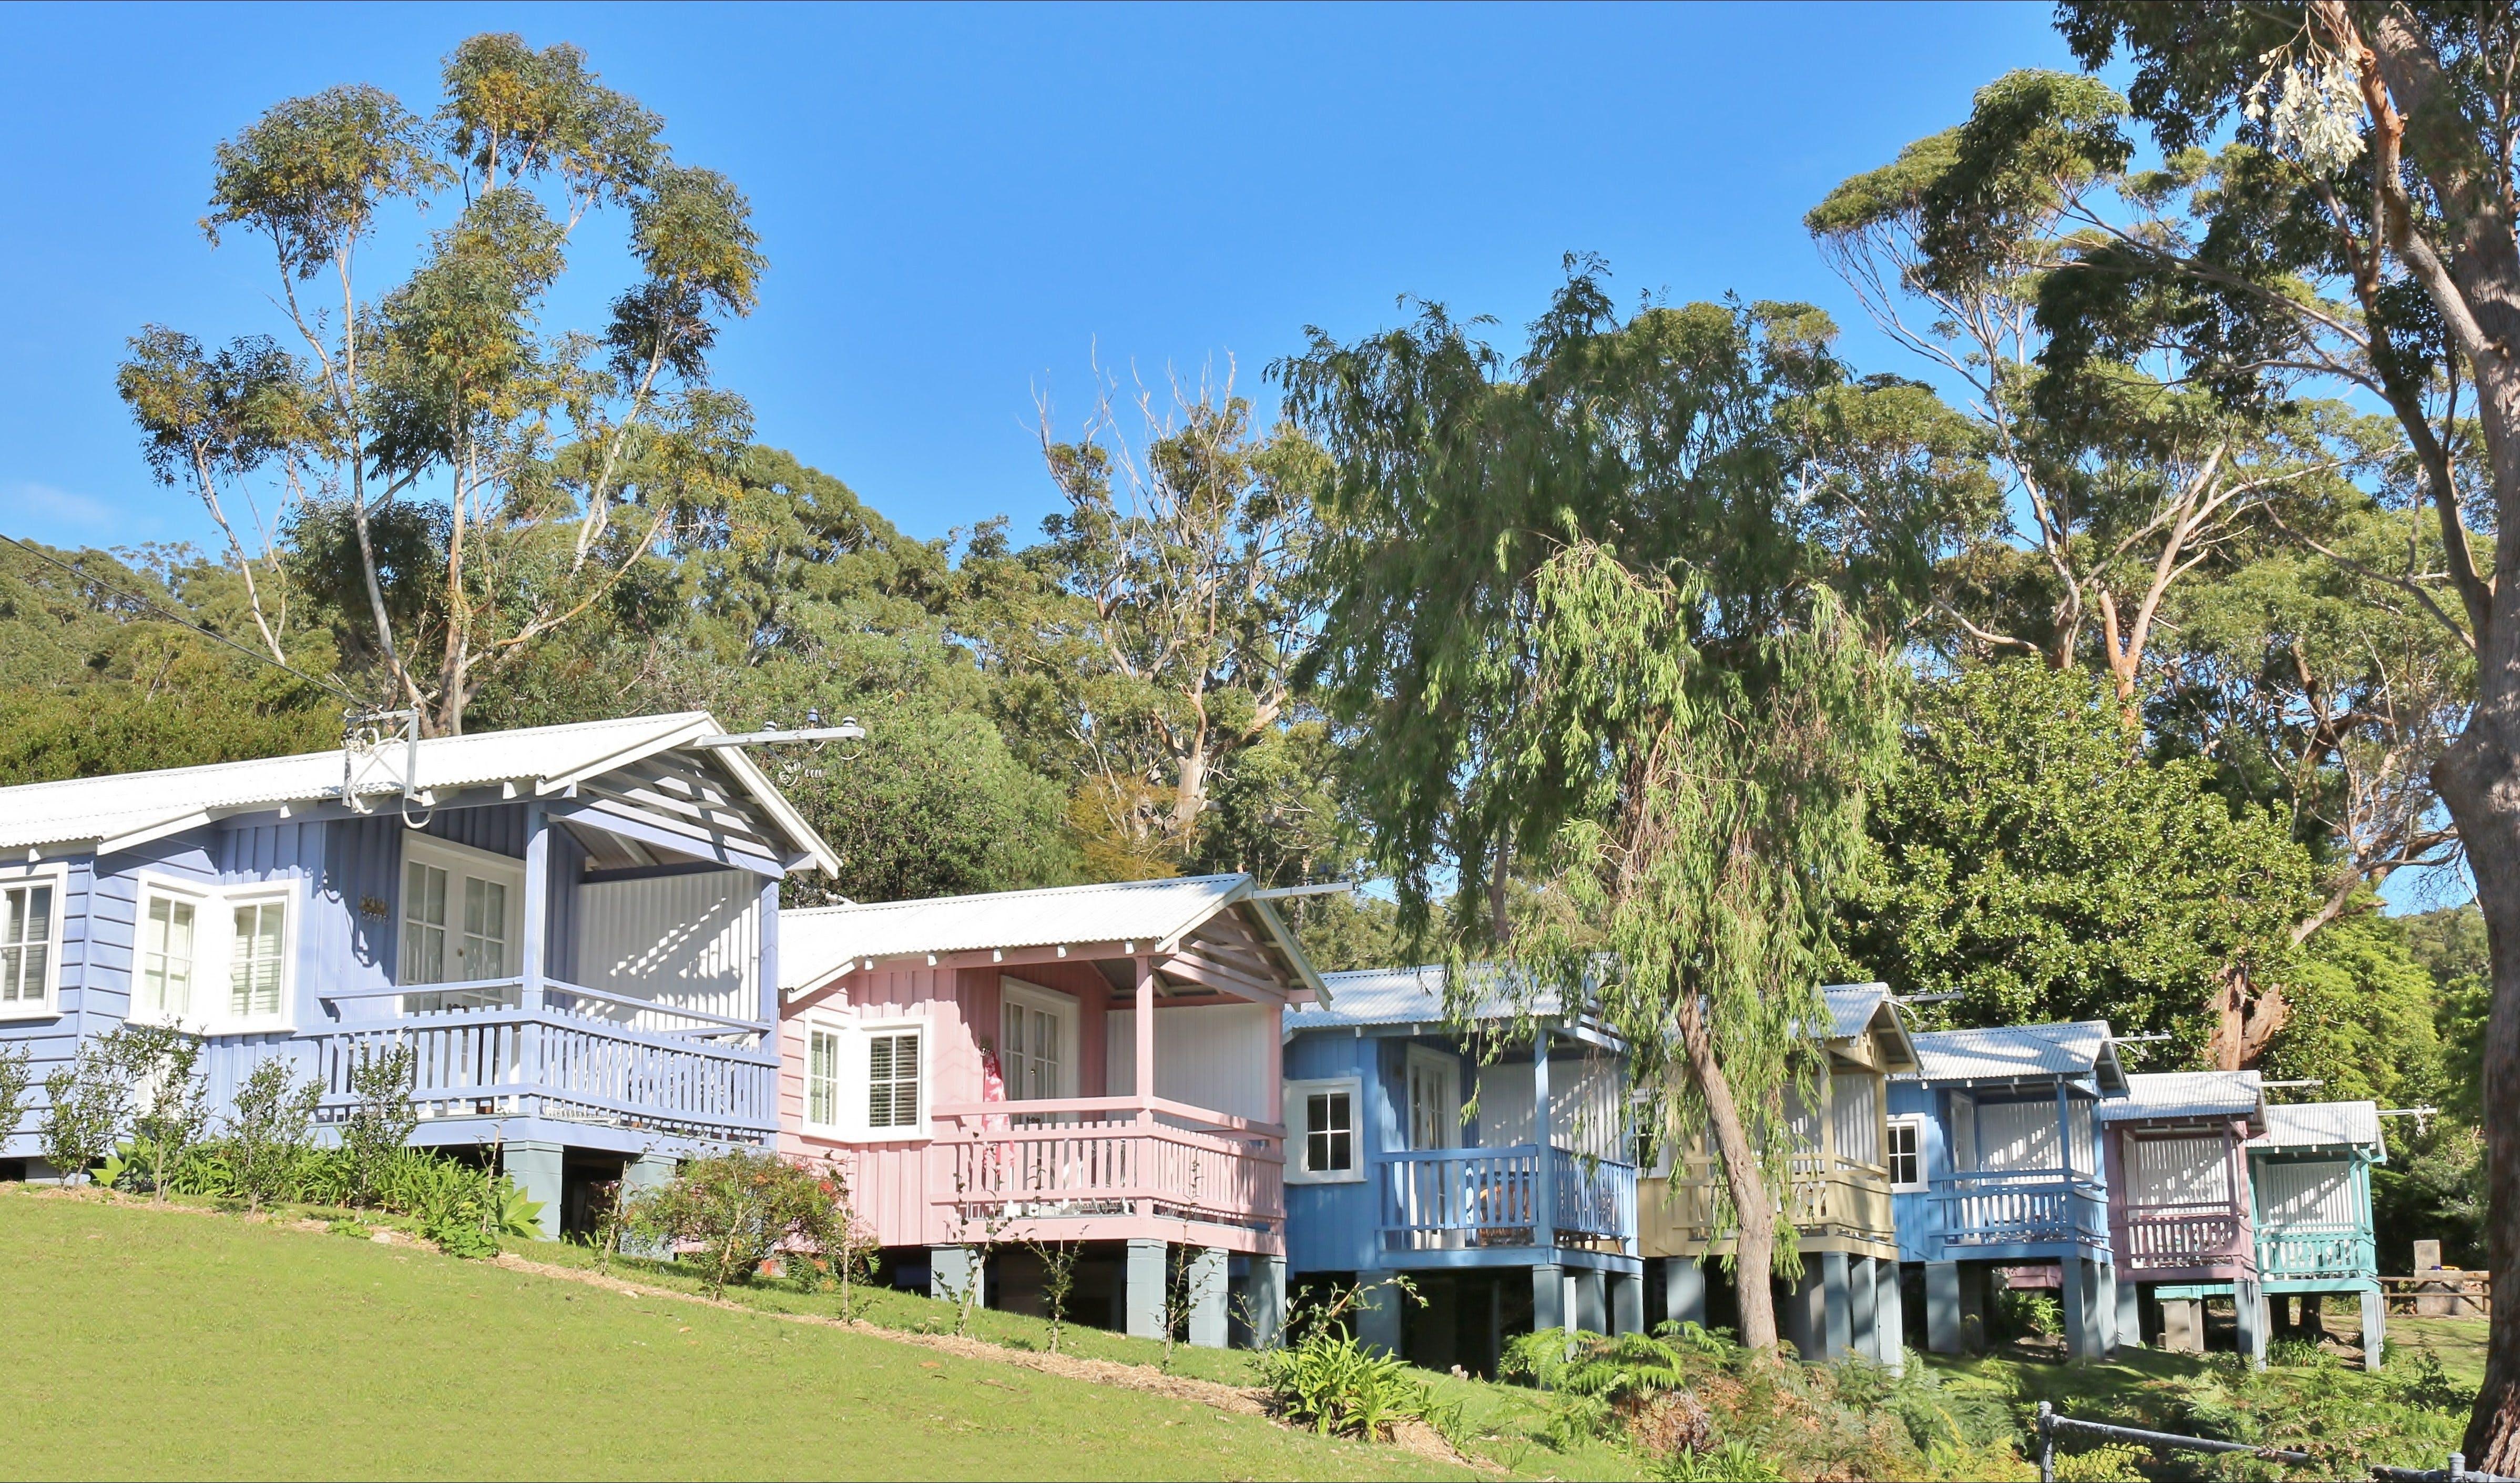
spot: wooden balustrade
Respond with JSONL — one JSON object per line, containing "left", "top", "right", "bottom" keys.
{"left": 931, "top": 1101, "right": 1284, "bottom": 1232}
{"left": 2119, "top": 1200, "right": 2249, "bottom": 1273}
{"left": 2259, "top": 1224, "right": 2376, "bottom": 1282}
{"left": 1645, "top": 1154, "right": 1893, "bottom": 1245}
{"left": 1380, "top": 1146, "right": 1634, "bottom": 1252}
{"left": 298, "top": 978, "right": 778, "bottom": 1145}
{"left": 1932, "top": 1167, "right": 2109, "bottom": 1250}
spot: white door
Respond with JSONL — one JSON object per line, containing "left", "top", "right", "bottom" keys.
{"left": 1407, "top": 1049, "right": 1460, "bottom": 1150}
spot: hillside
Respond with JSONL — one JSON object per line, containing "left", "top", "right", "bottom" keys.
{"left": 0, "top": 1191, "right": 1463, "bottom": 1482}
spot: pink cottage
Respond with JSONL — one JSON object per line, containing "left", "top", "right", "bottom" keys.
{"left": 777, "top": 874, "right": 1326, "bottom": 1347}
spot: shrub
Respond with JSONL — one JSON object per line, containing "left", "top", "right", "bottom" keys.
{"left": 1255, "top": 1326, "right": 1430, "bottom": 1440}
{"left": 627, "top": 1150, "right": 850, "bottom": 1297}
{"left": 1656, "top": 1441, "right": 1781, "bottom": 1483}
{"left": 338, "top": 1045, "right": 418, "bottom": 1205}
{"left": 119, "top": 1024, "right": 211, "bottom": 1201}
{"left": 1995, "top": 1286, "right": 2060, "bottom": 1341}
{"left": 0, "top": 1042, "right": 34, "bottom": 1150}
{"left": 226, "top": 1056, "right": 320, "bottom": 1211}
{"left": 38, "top": 1035, "right": 135, "bottom": 1183}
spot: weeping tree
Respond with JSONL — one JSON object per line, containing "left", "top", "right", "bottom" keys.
{"left": 1280, "top": 262, "right": 1984, "bottom": 1348}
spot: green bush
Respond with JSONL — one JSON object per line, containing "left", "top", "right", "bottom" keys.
{"left": 1994, "top": 1286, "right": 2060, "bottom": 1340}
{"left": 626, "top": 1150, "right": 850, "bottom": 1297}
{"left": 1254, "top": 1326, "right": 1429, "bottom": 1440}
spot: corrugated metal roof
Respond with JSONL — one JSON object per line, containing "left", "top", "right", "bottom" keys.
{"left": 1904, "top": 1021, "right": 2127, "bottom": 1091}
{"left": 1822, "top": 983, "right": 1920, "bottom": 1073}
{"left": 779, "top": 874, "right": 1319, "bottom": 997}
{"left": 2252, "top": 1100, "right": 2385, "bottom": 1155}
{"left": 0, "top": 711, "right": 836, "bottom": 871}
{"left": 1287, "top": 963, "right": 1565, "bottom": 1033}
{"left": 2095, "top": 1070, "right": 2263, "bottom": 1125}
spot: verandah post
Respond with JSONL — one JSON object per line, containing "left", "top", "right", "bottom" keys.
{"left": 1135, "top": 952, "right": 1156, "bottom": 1222}
{"left": 520, "top": 802, "right": 548, "bottom": 1123}
{"left": 1534, "top": 1029, "right": 1556, "bottom": 1254}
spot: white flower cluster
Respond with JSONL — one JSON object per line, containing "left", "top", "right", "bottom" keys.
{"left": 2243, "top": 48, "right": 2369, "bottom": 177}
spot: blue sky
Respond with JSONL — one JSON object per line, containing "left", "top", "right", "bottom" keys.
{"left": 0, "top": 2, "right": 2464, "bottom": 910}
{"left": 2, "top": 2, "right": 2072, "bottom": 547}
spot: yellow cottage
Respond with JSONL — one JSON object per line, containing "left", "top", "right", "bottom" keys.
{"left": 1636, "top": 983, "right": 1918, "bottom": 1365}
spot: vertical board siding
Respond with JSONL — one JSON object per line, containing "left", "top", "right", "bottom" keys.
{"left": 1831, "top": 1074, "right": 1881, "bottom": 1167}
{"left": 2259, "top": 1158, "right": 2355, "bottom": 1227}
{"left": 1975, "top": 1099, "right": 2062, "bottom": 1172}
{"left": 2133, "top": 1134, "right": 2233, "bottom": 1206}
{"left": 575, "top": 870, "right": 759, "bottom": 1027}
{"left": 779, "top": 966, "right": 964, "bottom": 1248}
{"left": 1106, "top": 1002, "right": 1273, "bottom": 1121}
{"left": 1477, "top": 1050, "right": 1622, "bottom": 1160}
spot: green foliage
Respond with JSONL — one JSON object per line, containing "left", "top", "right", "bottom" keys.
{"left": 1845, "top": 661, "right": 2316, "bottom": 1050}
{"left": 39, "top": 1035, "right": 135, "bottom": 1184}
{"left": 0, "top": 1042, "right": 32, "bottom": 1150}
{"left": 226, "top": 1057, "right": 320, "bottom": 1212}
{"left": 336, "top": 1044, "right": 419, "bottom": 1206}
{"left": 1254, "top": 1325, "right": 1430, "bottom": 1441}
{"left": 120, "top": 1025, "right": 213, "bottom": 1201}
{"left": 1997, "top": 1286, "right": 2063, "bottom": 1342}
{"left": 2262, "top": 906, "right": 2445, "bottom": 1108}
{"left": 626, "top": 1150, "right": 850, "bottom": 1298}
{"left": 1655, "top": 1441, "right": 1781, "bottom": 1483}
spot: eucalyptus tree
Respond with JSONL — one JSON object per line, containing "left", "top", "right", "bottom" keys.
{"left": 1279, "top": 264, "right": 1986, "bottom": 1349}
{"left": 992, "top": 365, "right": 1327, "bottom": 875}
{"left": 1975, "top": 5, "right": 2520, "bottom": 1459}
{"left": 1809, "top": 72, "right": 2355, "bottom": 708}
{"left": 118, "top": 34, "right": 764, "bottom": 734}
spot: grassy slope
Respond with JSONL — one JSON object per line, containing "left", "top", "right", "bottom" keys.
{"left": 0, "top": 1192, "right": 1463, "bottom": 1482}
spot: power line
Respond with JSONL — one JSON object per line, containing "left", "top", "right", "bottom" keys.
{"left": 0, "top": 530, "right": 374, "bottom": 709}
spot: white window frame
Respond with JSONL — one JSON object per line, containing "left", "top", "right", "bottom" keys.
{"left": 1885, "top": 1113, "right": 1928, "bottom": 1193}
{"left": 398, "top": 834, "right": 527, "bottom": 990}
{"left": 0, "top": 864, "right": 68, "bottom": 1022}
{"left": 1283, "top": 1076, "right": 1364, "bottom": 1185}
{"left": 213, "top": 881, "right": 300, "bottom": 1034}
{"left": 997, "top": 977, "right": 1077, "bottom": 1102}
{"left": 127, "top": 872, "right": 217, "bottom": 1031}
{"left": 801, "top": 1015, "right": 850, "bottom": 1135}
{"left": 856, "top": 1017, "right": 928, "bottom": 1142}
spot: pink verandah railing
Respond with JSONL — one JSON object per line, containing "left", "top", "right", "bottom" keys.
{"left": 2120, "top": 1197, "right": 2251, "bottom": 1274}
{"left": 930, "top": 1096, "right": 1285, "bottom": 1232}
{"left": 307, "top": 977, "right": 778, "bottom": 1145}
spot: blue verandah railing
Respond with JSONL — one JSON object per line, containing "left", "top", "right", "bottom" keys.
{"left": 1932, "top": 1166, "right": 2110, "bottom": 1252}
{"left": 1380, "top": 1145, "right": 1636, "bottom": 1252}
{"left": 297, "top": 976, "right": 778, "bottom": 1145}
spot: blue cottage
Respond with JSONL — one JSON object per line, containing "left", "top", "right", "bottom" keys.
{"left": 1281, "top": 964, "right": 1641, "bottom": 1372}
{"left": 0, "top": 713, "right": 835, "bottom": 1231}
{"left": 1888, "top": 1021, "right": 2129, "bottom": 1360}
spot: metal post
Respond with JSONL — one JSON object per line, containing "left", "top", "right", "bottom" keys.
{"left": 2037, "top": 1400, "right": 2055, "bottom": 1483}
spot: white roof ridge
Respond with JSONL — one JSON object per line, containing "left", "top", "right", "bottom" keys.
{"left": 787, "top": 872, "right": 1248, "bottom": 921}
{"left": 0, "top": 709, "right": 711, "bottom": 799}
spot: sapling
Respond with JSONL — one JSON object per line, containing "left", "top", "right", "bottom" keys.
{"left": 228, "top": 1055, "right": 320, "bottom": 1212}
{"left": 1026, "top": 1240, "right": 1081, "bottom": 1354}
{"left": 38, "top": 1034, "right": 136, "bottom": 1185}
{"left": 0, "top": 1043, "right": 33, "bottom": 1154}
{"left": 339, "top": 1043, "right": 417, "bottom": 1206}
{"left": 120, "top": 1024, "right": 212, "bottom": 1201}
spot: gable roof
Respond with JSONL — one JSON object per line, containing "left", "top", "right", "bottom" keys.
{"left": 1904, "top": 1021, "right": 2129, "bottom": 1093}
{"left": 2095, "top": 1070, "right": 2264, "bottom": 1129}
{"left": 778, "top": 873, "right": 1323, "bottom": 1000}
{"left": 1822, "top": 983, "right": 1920, "bottom": 1073}
{"left": 1289, "top": 962, "right": 1566, "bottom": 1034}
{"left": 0, "top": 711, "right": 838, "bottom": 873}
{"left": 2251, "top": 1100, "right": 2386, "bottom": 1157}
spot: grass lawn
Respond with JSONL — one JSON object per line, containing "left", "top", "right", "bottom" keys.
{"left": 510, "top": 1231, "right": 1648, "bottom": 1480}
{"left": 0, "top": 1190, "right": 1471, "bottom": 1481}
{"left": 2392, "top": 1314, "right": 2491, "bottom": 1391}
